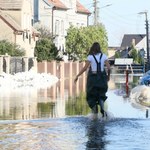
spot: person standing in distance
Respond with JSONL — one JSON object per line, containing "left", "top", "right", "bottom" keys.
{"left": 74, "top": 42, "right": 111, "bottom": 117}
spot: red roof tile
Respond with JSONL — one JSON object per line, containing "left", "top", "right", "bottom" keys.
{"left": 47, "top": 0, "right": 67, "bottom": 10}
{"left": 47, "top": 0, "right": 90, "bottom": 14}
{"left": 77, "top": 1, "right": 91, "bottom": 14}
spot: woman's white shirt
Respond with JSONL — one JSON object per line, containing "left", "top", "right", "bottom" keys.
{"left": 87, "top": 53, "right": 107, "bottom": 72}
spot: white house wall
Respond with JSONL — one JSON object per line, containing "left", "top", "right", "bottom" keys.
{"left": 53, "top": 10, "right": 67, "bottom": 50}
{"left": 35, "top": 0, "right": 89, "bottom": 51}
{"left": 18, "top": 0, "right": 32, "bottom": 29}
{"left": 136, "top": 37, "right": 147, "bottom": 58}
{"left": 38, "top": 0, "right": 52, "bottom": 28}
{"left": 55, "top": 11, "right": 88, "bottom": 50}
{"left": 136, "top": 37, "right": 146, "bottom": 50}
{"left": 68, "top": 13, "right": 88, "bottom": 27}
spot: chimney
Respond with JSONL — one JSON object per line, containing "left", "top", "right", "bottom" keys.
{"left": 132, "top": 38, "right": 135, "bottom": 47}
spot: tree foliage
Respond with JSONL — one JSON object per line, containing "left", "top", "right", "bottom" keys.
{"left": 35, "top": 38, "right": 58, "bottom": 62}
{"left": 130, "top": 48, "right": 138, "bottom": 63}
{"left": 115, "top": 46, "right": 144, "bottom": 65}
{"left": 129, "top": 44, "right": 140, "bottom": 63}
{"left": 65, "top": 25, "right": 108, "bottom": 61}
{"left": 34, "top": 25, "right": 53, "bottom": 40}
{"left": 0, "top": 40, "right": 25, "bottom": 56}
{"left": 34, "top": 26, "right": 58, "bottom": 62}
{"left": 115, "top": 51, "right": 121, "bottom": 58}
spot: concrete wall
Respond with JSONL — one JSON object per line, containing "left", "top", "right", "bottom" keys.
{"left": 37, "top": 61, "right": 86, "bottom": 80}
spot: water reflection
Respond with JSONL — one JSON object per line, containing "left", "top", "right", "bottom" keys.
{"left": 86, "top": 120, "right": 107, "bottom": 150}
{"left": 1, "top": 74, "right": 150, "bottom": 150}
{"left": 0, "top": 74, "right": 143, "bottom": 120}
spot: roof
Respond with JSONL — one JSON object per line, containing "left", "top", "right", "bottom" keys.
{"left": 76, "top": 1, "right": 91, "bottom": 14}
{"left": 0, "top": 11, "right": 23, "bottom": 32}
{"left": 45, "top": 0, "right": 90, "bottom": 14}
{"left": 0, "top": 0, "right": 22, "bottom": 10}
{"left": 121, "top": 34, "right": 146, "bottom": 49}
{"left": 46, "top": 0, "right": 67, "bottom": 10}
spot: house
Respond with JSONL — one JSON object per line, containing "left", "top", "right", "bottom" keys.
{"left": 108, "top": 46, "right": 120, "bottom": 65}
{"left": 120, "top": 34, "right": 147, "bottom": 58}
{"left": 108, "top": 34, "right": 147, "bottom": 65}
{"left": 33, "top": 0, "right": 91, "bottom": 51}
{"left": 0, "top": 0, "right": 39, "bottom": 57}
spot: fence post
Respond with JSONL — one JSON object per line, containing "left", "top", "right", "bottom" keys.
{"left": 59, "top": 61, "right": 64, "bottom": 99}
{"left": 75, "top": 61, "right": 79, "bottom": 95}
{"left": 51, "top": 61, "right": 56, "bottom": 76}
{"left": 126, "top": 65, "right": 129, "bottom": 96}
{"left": 60, "top": 61, "right": 64, "bottom": 80}
{"left": 69, "top": 61, "right": 73, "bottom": 79}
{"left": 23, "top": 57, "right": 29, "bottom": 72}
{"left": 32, "top": 57, "right": 37, "bottom": 73}
{"left": 82, "top": 61, "right": 86, "bottom": 92}
{"left": 44, "top": 60, "right": 47, "bottom": 73}
{"left": 69, "top": 61, "right": 73, "bottom": 96}
{"left": 4, "top": 54, "right": 10, "bottom": 74}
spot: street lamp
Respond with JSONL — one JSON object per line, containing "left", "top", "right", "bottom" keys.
{"left": 138, "top": 11, "right": 150, "bottom": 71}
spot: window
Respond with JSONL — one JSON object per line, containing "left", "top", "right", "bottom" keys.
{"left": 61, "top": 20, "right": 64, "bottom": 35}
{"left": 55, "top": 20, "right": 59, "bottom": 35}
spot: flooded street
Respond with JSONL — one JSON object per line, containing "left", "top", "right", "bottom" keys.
{"left": 0, "top": 74, "right": 150, "bottom": 150}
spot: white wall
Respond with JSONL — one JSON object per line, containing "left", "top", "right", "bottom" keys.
{"left": 36, "top": 0, "right": 89, "bottom": 51}
{"left": 136, "top": 37, "right": 147, "bottom": 58}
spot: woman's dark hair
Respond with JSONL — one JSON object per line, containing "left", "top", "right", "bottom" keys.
{"left": 88, "top": 42, "right": 102, "bottom": 55}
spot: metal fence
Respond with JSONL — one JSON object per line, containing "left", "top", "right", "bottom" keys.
{"left": 0, "top": 55, "right": 36, "bottom": 74}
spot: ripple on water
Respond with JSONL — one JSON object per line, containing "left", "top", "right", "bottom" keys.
{"left": 0, "top": 117, "right": 150, "bottom": 150}
{"left": 105, "top": 118, "right": 150, "bottom": 150}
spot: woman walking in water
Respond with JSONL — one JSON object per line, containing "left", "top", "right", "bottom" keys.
{"left": 74, "top": 42, "right": 110, "bottom": 117}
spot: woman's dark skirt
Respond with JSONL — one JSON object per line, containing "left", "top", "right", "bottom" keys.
{"left": 86, "top": 71, "right": 108, "bottom": 109}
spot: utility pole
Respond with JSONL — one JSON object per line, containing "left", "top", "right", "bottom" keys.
{"left": 145, "top": 12, "right": 150, "bottom": 71}
{"left": 93, "top": 0, "right": 99, "bottom": 25}
{"left": 139, "top": 11, "right": 150, "bottom": 71}
{"left": 93, "top": 1, "right": 112, "bottom": 26}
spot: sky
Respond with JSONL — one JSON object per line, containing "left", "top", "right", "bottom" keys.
{"left": 80, "top": 0, "right": 150, "bottom": 47}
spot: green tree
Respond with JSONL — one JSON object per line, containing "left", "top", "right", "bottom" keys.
{"left": 34, "top": 26, "right": 58, "bottom": 61}
{"left": 130, "top": 48, "right": 138, "bottom": 63}
{"left": 0, "top": 40, "right": 25, "bottom": 56}
{"left": 35, "top": 25, "right": 53, "bottom": 40}
{"left": 115, "top": 51, "right": 121, "bottom": 58}
{"left": 66, "top": 25, "right": 108, "bottom": 61}
{"left": 35, "top": 38, "right": 58, "bottom": 62}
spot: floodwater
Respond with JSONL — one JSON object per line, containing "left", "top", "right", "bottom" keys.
{"left": 0, "top": 74, "right": 150, "bottom": 150}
